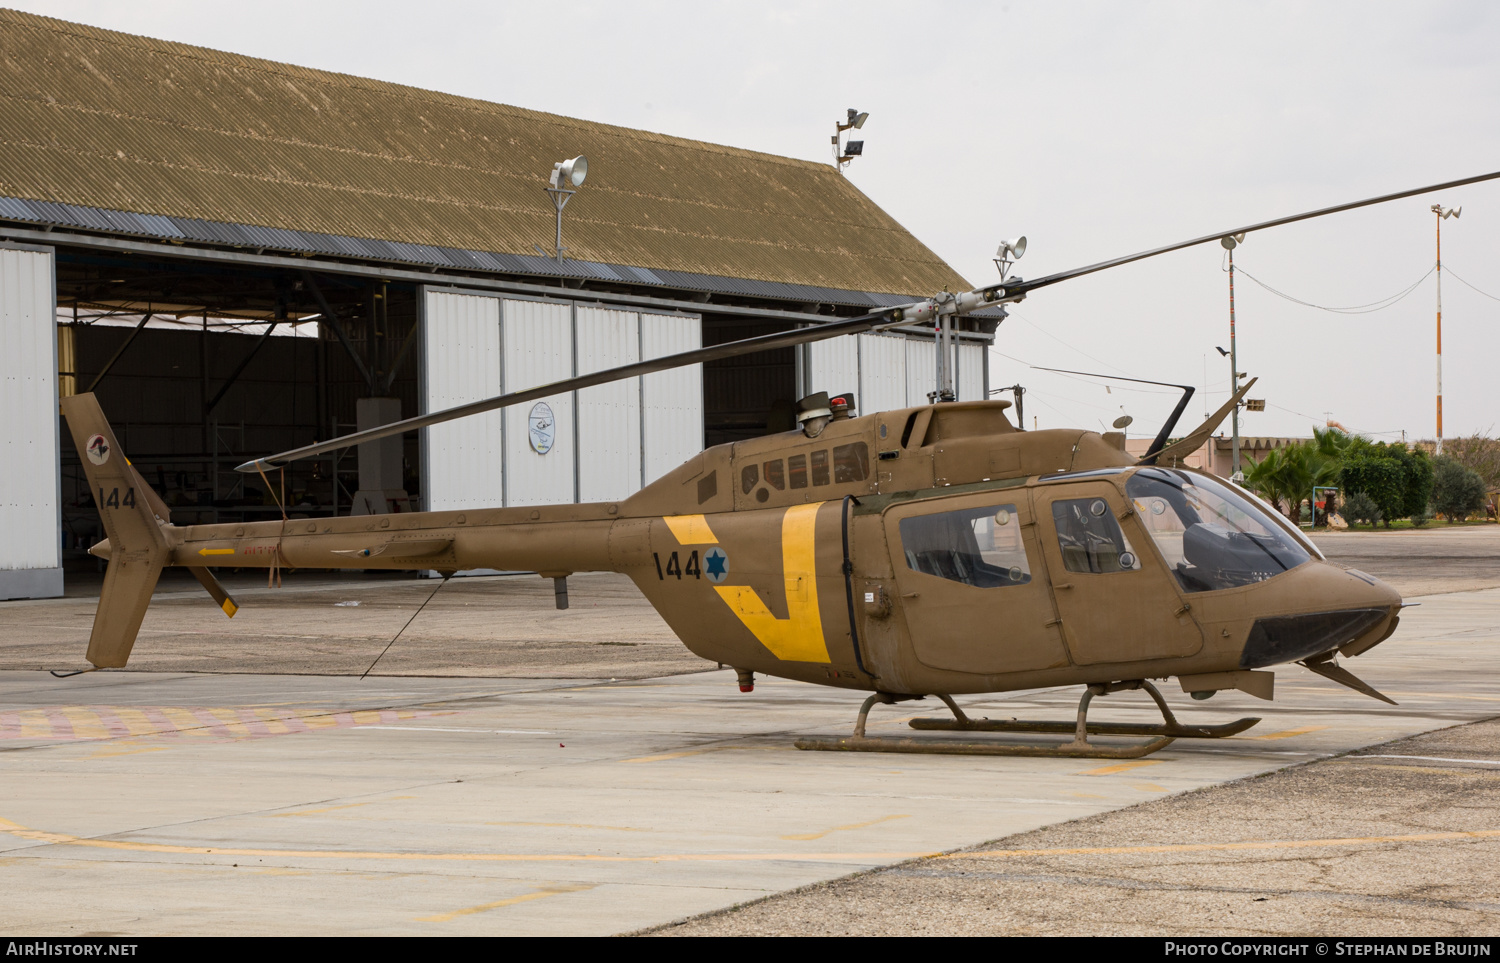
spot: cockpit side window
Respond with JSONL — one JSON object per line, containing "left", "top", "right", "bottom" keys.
{"left": 1050, "top": 498, "right": 1142, "bottom": 574}
{"left": 898, "top": 503, "right": 1032, "bottom": 589}
{"left": 1126, "top": 468, "right": 1310, "bottom": 592}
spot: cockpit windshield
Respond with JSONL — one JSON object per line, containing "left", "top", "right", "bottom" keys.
{"left": 1125, "top": 468, "right": 1310, "bottom": 593}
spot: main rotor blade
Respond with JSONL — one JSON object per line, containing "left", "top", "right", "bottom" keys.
{"left": 1010, "top": 169, "right": 1500, "bottom": 296}
{"left": 237, "top": 308, "right": 908, "bottom": 472}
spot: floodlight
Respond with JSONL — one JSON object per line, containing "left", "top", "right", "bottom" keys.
{"left": 554, "top": 155, "right": 588, "bottom": 188}
{"left": 1112, "top": 414, "right": 1134, "bottom": 429}
{"left": 1215, "top": 346, "right": 1229, "bottom": 357}
{"left": 1220, "top": 236, "right": 1238, "bottom": 250}
{"left": 848, "top": 108, "right": 869, "bottom": 129}
{"left": 844, "top": 140, "right": 864, "bottom": 156}
{"left": 997, "top": 236, "right": 1027, "bottom": 260}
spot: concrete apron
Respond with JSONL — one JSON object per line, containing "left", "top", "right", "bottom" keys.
{"left": 1, "top": 587, "right": 1497, "bottom": 937}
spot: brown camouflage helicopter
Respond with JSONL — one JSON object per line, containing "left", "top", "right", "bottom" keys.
{"left": 58, "top": 171, "right": 1499, "bottom": 759}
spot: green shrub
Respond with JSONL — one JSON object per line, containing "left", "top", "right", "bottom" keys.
{"left": 1341, "top": 491, "right": 1382, "bottom": 526}
{"left": 1432, "top": 456, "right": 1488, "bottom": 521}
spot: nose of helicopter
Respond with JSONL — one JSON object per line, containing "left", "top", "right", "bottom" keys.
{"left": 1237, "top": 561, "right": 1402, "bottom": 669}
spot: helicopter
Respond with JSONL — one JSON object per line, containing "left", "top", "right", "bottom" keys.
{"left": 56, "top": 169, "right": 1500, "bottom": 759}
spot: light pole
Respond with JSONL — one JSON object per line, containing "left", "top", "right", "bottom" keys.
{"left": 831, "top": 109, "right": 869, "bottom": 172}
{"left": 544, "top": 155, "right": 588, "bottom": 262}
{"left": 1220, "top": 233, "right": 1246, "bottom": 480}
{"left": 1431, "top": 203, "right": 1460, "bottom": 455}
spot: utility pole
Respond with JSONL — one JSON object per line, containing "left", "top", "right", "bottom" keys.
{"left": 1220, "top": 233, "right": 1246, "bottom": 480}
{"left": 1431, "top": 203, "right": 1460, "bottom": 455}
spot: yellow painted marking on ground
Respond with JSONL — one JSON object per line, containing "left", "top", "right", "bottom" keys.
{"left": 416, "top": 884, "right": 596, "bottom": 922}
{"left": 486, "top": 821, "right": 652, "bottom": 833}
{"left": 1131, "top": 782, "right": 1169, "bottom": 792}
{"left": 662, "top": 515, "right": 718, "bottom": 545}
{"left": 0, "top": 814, "right": 927, "bottom": 863}
{"left": 781, "top": 815, "right": 911, "bottom": 841}
{"left": 714, "top": 503, "right": 830, "bottom": 663}
{"left": 1250, "top": 725, "right": 1328, "bottom": 741}
{"left": 111, "top": 707, "right": 157, "bottom": 738}
{"left": 1065, "top": 792, "right": 1107, "bottom": 799}
{"left": 59, "top": 707, "right": 110, "bottom": 740}
{"left": 197, "top": 548, "right": 234, "bottom": 556}
{"left": 1079, "top": 760, "right": 1163, "bottom": 776}
{"left": 4, "top": 813, "right": 1495, "bottom": 867}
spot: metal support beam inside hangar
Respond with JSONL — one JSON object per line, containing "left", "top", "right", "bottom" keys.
{"left": 0, "top": 10, "right": 997, "bottom": 599}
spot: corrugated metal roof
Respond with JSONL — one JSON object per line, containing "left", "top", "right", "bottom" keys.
{"left": 0, "top": 9, "right": 970, "bottom": 299}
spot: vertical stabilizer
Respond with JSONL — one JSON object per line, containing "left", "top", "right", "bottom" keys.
{"left": 59, "top": 393, "right": 171, "bottom": 668}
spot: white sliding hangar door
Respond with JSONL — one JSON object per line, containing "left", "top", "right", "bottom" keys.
{"left": 419, "top": 287, "right": 702, "bottom": 516}
{"left": 0, "top": 243, "right": 60, "bottom": 600}
{"left": 808, "top": 330, "right": 990, "bottom": 415}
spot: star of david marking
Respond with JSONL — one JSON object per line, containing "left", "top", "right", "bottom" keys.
{"left": 704, "top": 547, "right": 729, "bottom": 583}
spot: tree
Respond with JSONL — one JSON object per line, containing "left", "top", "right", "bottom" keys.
{"left": 1243, "top": 434, "right": 1343, "bottom": 525}
{"left": 1340, "top": 443, "right": 1407, "bottom": 527}
{"left": 1441, "top": 434, "right": 1500, "bottom": 493}
{"left": 1432, "top": 457, "right": 1487, "bottom": 521}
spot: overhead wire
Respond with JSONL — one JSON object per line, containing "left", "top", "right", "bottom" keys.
{"left": 1443, "top": 265, "right": 1500, "bottom": 302}
{"left": 1231, "top": 263, "right": 1434, "bottom": 314}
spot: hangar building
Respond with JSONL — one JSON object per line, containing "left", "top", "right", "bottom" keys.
{"left": 0, "top": 10, "right": 996, "bottom": 600}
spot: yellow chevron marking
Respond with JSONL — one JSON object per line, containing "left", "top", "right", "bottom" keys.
{"left": 713, "top": 503, "right": 830, "bottom": 663}
{"left": 662, "top": 514, "right": 718, "bottom": 544}
{"left": 198, "top": 548, "right": 234, "bottom": 556}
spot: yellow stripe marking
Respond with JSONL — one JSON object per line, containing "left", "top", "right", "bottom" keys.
{"left": 662, "top": 514, "right": 718, "bottom": 545}
{"left": 2, "top": 815, "right": 1495, "bottom": 866}
{"left": 1080, "top": 760, "right": 1162, "bottom": 776}
{"left": 197, "top": 548, "right": 234, "bottom": 556}
{"left": 1250, "top": 725, "right": 1327, "bottom": 741}
{"left": 781, "top": 814, "right": 911, "bottom": 841}
{"left": 416, "top": 885, "right": 595, "bottom": 922}
{"left": 1131, "top": 782, "right": 1169, "bottom": 792}
{"left": 713, "top": 503, "right": 830, "bottom": 663}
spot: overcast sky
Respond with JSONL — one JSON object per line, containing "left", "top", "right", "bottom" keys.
{"left": 16, "top": 0, "right": 1500, "bottom": 443}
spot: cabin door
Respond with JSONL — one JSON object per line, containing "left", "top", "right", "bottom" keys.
{"left": 1030, "top": 481, "right": 1203, "bottom": 666}
{"left": 885, "top": 490, "right": 1069, "bottom": 675}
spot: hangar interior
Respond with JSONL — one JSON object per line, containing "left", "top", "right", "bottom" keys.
{"left": 0, "top": 9, "right": 997, "bottom": 599}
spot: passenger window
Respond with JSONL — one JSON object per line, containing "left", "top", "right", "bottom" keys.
{"left": 741, "top": 463, "right": 759, "bottom": 494}
{"left": 811, "top": 450, "right": 830, "bottom": 486}
{"left": 1051, "top": 498, "right": 1141, "bottom": 574}
{"left": 788, "top": 454, "right": 808, "bottom": 489}
{"left": 898, "top": 503, "right": 1032, "bottom": 588}
{"left": 763, "top": 459, "right": 785, "bottom": 491}
{"left": 833, "top": 443, "right": 869, "bottom": 483}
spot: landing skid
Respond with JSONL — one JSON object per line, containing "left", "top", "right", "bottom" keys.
{"left": 794, "top": 680, "right": 1261, "bottom": 759}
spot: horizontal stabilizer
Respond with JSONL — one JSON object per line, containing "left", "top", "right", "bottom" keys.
{"left": 1300, "top": 655, "right": 1397, "bottom": 705}
{"left": 1143, "top": 377, "right": 1258, "bottom": 468}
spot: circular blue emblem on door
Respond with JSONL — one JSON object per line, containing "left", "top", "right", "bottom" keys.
{"left": 704, "top": 547, "right": 730, "bottom": 583}
{"left": 528, "top": 401, "right": 555, "bottom": 454}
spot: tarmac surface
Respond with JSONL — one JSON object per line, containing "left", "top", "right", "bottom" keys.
{"left": 0, "top": 527, "right": 1496, "bottom": 936}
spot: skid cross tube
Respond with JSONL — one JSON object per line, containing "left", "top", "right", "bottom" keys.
{"left": 796, "top": 681, "right": 1258, "bottom": 758}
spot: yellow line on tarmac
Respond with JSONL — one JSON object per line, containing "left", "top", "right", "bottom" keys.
{"left": 1079, "top": 760, "right": 1162, "bottom": 776}
{"left": 417, "top": 884, "right": 595, "bottom": 922}
{"left": 781, "top": 815, "right": 911, "bottom": 841}
{"left": 1, "top": 816, "right": 1497, "bottom": 866}
{"left": 1249, "top": 725, "right": 1327, "bottom": 741}
{"left": 949, "top": 829, "right": 1500, "bottom": 861}
{"left": 0, "top": 815, "right": 926, "bottom": 864}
